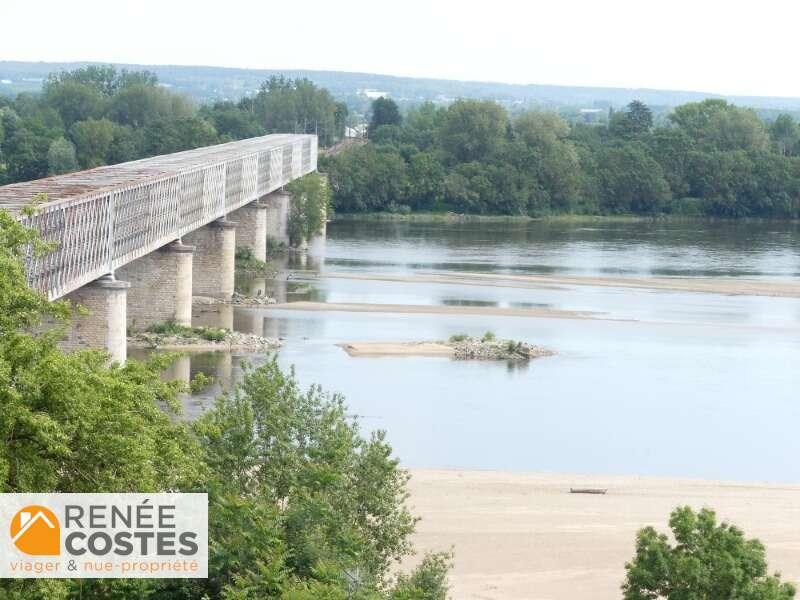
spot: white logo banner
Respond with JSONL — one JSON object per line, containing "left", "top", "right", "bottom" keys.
{"left": 0, "top": 493, "right": 207, "bottom": 578}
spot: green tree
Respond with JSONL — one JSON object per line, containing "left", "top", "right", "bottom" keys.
{"left": 70, "top": 118, "right": 116, "bottom": 167}
{"left": 109, "top": 84, "right": 194, "bottom": 128}
{"left": 43, "top": 80, "right": 105, "bottom": 128}
{"left": 438, "top": 99, "right": 507, "bottom": 163}
{"left": 769, "top": 114, "right": 800, "bottom": 156}
{"left": 46, "top": 65, "right": 157, "bottom": 96}
{"left": 623, "top": 506, "right": 795, "bottom": 600}
{"left": 670, "top": 99, "right": 769, "bottom": 152}
{"left": 141, "top": 116, "right": 218, "bottom": 156}
{"left": 610, "top": 100, "right": 653, "bottom": 139}
{"left": 594, "top": 142, "right": 671, "bottom": 213}
{"left": 286, "top": 172, "right": 331, "bottom": 246}
{"left": 254, "top": 76, "right": 341, "bottom": 146}
{"left": 407, "top": 152, "right": 445, "bottom": 209}
{"left": 326, "top": 145, "right": 409, "bottom": 212}
{"left": 369, "top": 97, "right": 402, "bottom": 137}
{"left": 514, "top": 111, "right": 580, "bottom": 209}
{"left": 0, "top": 209, "right": 451, "bottom": 599}
{"left": 46, "top": 136, "right": 78, "bottom": 175}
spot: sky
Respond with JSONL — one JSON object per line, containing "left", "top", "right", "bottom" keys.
{"left": 2, "top": 0, "right": 800, "bottom": 97}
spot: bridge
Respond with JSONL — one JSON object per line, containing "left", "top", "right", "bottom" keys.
{"left": 0, "top": 134, "right": 318, "bottom": 362}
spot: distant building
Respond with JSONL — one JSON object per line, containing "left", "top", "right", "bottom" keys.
{"left": 579, "top": 108, "right": 604, "bottom": 123}
{"left": 0, "top": 79, "right": 11, "bottom": 85}
{"left": 359, "top": 89, "right": 388, "bottom": 99}
{"left": 345, "top": 124, "right": 368, "bottom": 139}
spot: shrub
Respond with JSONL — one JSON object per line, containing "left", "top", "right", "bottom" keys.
{"left": 623, "top": 506, "right": 796, "bottom": 599}
{"left": 235, "top": 246, "right": 268, "bottom": 271}
{"left": 481, "top": 331, "right": 496, "bottom": 342}
{"left": 448, "top": 333, "right": 469, "bottom": 342}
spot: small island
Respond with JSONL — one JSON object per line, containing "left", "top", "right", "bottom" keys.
{"left": 338, "top": 332, "right": 554, "bottom": 360}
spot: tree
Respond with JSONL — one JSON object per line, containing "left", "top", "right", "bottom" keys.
{"left": 109, "top": 84, "right": 194, "bottom": 128}
{"left": 46, "top": 136, "right": 78, "bottom": 175}
{"left": 43, "top": 80, "right": 105, "bottom": 128}
{"left": 0, "top": 210, "right": 198, "bottom": 496}
{"left": 70, "top": 118, "right": 116, "bottom": 167}
{"left": 326, "top": 145, "right": 409, "bottom": 212}
{"left": 514, "top": 111, "right": 580, "bottom": 209}
{"left": 594, "top": 142, "right": 671, "bottom": 213}
{"left": 46, "top": 65, "right": 157, "bottom": 96}
{"left": 141, "top": 116, "right": 218, "bottom": 156}
{"left": 286, "top": 172, "right": 331, "bottom": 246}
{"left": 769, "top": 114, "right": 799, "bottom": 156}
{"left": 253, "top": 76, "right": 341, "bottom": 146}
{"left": 669, "top": 99, "right": 769, "bottom": 152}
{"left": 623, "top": 506, "right": 795, "bottom": 600}
{"left": 368, "top": 97, "right": 402, "bottom": 137}
{"left": 0, "top": 210, "right": 450, "bottom": 599}
{"left": 438, "top": 99, "right": 507, "bottom": 163}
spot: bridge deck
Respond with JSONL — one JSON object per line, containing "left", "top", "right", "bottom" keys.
{"left": 0, "top": 134, "right": 318, "bottom": 299}
{"left": 0, "top": 134, "right": 308, "bottom": 214}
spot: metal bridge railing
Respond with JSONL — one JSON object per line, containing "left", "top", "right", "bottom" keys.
{"left": 19, "top": 135, "right": 317, "bottom": 300}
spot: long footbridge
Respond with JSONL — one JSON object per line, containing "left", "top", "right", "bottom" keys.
{"left": 0, "top": 134, "right": 318, "bottom": 361}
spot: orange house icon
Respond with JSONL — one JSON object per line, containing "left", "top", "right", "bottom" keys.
{"left": 9, "top": 505, "right": 60, "bottom": 555}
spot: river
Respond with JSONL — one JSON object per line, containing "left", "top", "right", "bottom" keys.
{"left": 135, "top": 218, "right": 800, "bottom": 483}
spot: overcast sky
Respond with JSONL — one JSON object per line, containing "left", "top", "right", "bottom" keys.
{"left": 2, "top": 0, "right": 799, "bottom": 97}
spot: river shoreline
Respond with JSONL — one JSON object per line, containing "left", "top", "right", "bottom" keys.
{"left": 322, "top": 270, "right": 800, "bottom": 298}
{"left": 331, "top": 212, "right": 800, "bottom": 225}
{"left": 405, "top": 468, "right": 800, "bottom": 600}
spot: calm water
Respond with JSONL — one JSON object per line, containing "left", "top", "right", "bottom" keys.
{"left": 148, "top": 219, "right": 800, "bottom": 483}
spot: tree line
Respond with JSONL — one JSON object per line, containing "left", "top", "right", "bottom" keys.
{"left": 323, "top": 97, "right": 800, "bottom": 218}
{"left": 0, "top": 66, "right": 347, "bottom": 185}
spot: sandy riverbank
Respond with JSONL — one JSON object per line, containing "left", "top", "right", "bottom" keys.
{"left": 404, "top": 469, "right": 800, "bottom": 600}
{"left": 323, "top": 270, "right": 800, "bottom": 298}
{"left": 338, "top": 341, "right": 456, "bottom": 357}
{"left": 268, "top": 301, "right": 602, "bottom": 320}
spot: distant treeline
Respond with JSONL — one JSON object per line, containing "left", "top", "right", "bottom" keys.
{"left": 323, "top": 97, "right": 800, "bottom": 219}
{"left": 0, "top": 66, "right": 347, "bottom": 185}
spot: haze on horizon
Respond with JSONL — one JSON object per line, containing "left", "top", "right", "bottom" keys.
{"left": 2, "top": 0, "right": 800, "bottom": 98}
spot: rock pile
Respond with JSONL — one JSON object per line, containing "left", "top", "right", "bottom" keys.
{"left": 448, "top": 338, "right": 553, "bottom": 360}
{"left": 229, "top": 291, "right": 277, "bottom": 306}
{"left": 129, "top": 330, "right": 280, "bottom": 352}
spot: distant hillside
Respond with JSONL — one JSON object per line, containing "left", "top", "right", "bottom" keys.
{"left": 4, "top": 60, "right": 800, "bottom": 116}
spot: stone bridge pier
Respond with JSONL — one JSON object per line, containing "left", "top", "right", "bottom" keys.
{"left": 60, "top": 186, "right": 296, "bottom": 361}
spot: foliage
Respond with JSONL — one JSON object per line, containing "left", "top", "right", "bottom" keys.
{"left": 286, "top": 172, "right": 331, "bottom": 247}
{"left": 234, "top": 246, "right": 268, "bottom": 271}
{"left": 0, "top": 211, "right": 199, "bottom": 498}
{"left": 369, "top": 97, "right": 402, "bottom": 137}
{"left": 145, "top": 319, "right": 227, "bottom": 342}
{"left": 0, "top": 211, "right": 452, "bottom": 599}
{"left": 448, "top": 333, "right": 468, "bottom": 342}
{"left": 190, "top": 371, "right": 215, "bottom": 393}
{"left": 0, "top": 68, "right": 345, "bottom": 187}
{"left": 438, "top": 99, "right": 507, "bottom": 163}
{"left": 623, "top": 506, "right": 795, "bottom": 600}
{"left": 390, "top": 552, "right": 453, "bottom": 600}
{"left": 251, "top": 76, "right": 345, "bottom": 146}
{"left": 188, "top": 357, "right": 420, "bottom": 597}
{"left": 46, "top": 136, "right": 78, "bottom": 175}
{"left": 481, "top": 331, "right": 496, "bottom": 342}
{"left": 325, "top": 97, "right": 800, "bottom": 219}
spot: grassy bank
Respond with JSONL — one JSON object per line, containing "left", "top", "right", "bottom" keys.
{"left": 330, "top": 212, "right": 800, "bottom": 225}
